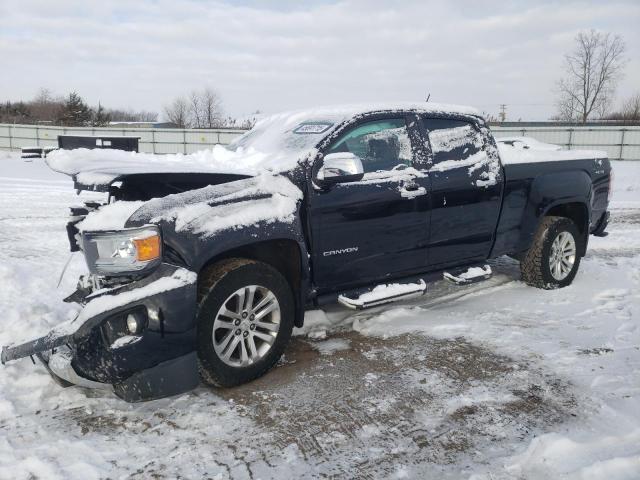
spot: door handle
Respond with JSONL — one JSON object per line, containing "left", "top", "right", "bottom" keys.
{"left": 400, "top": 182, "right": 427, "bottom": 198}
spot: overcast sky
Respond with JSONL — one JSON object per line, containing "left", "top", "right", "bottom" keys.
{"left": 1, "top": 0, "right": 638, "bottom": 121}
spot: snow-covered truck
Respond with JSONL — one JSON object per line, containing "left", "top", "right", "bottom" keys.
{"left": 1, "top": 103, "right": 612, "bottom": 401}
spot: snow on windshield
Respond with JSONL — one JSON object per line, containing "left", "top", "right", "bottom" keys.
{"left": 229, "top": 113, "right": 334, "bottom": 157}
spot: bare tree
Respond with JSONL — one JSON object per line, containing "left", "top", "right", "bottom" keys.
{"left": 163, "top": 97, "right": 189, "bottom": 128}
{"left": 621, "top": 93, "right": 640, "bottom": 120}
{"left": 604, "top": 93, "right": 640, "bottom": 121}
{"left": 189, "top": 91, "right": 204, "bottom": 128}
{"left": 201, "top": 87, "right": 223, "bottom": 128}
{"left": 555, "top": 30, "right": 626, "bottom": 123}
{"left": 29, "top": 87, "right": 63, "bottom": 123}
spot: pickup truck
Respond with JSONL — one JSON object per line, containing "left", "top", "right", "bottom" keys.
{"left": 1, "top": 103, "right": 612, "bottom": 402}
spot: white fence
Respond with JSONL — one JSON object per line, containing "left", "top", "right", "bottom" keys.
{"left": 0, "top": 124, "right": 245, "bottom": 154}
{"left": 491, "top": 125, "right": 640, "bottom": 161}
{"left": 1, "top": 123, "right": 639, "bottom": 160}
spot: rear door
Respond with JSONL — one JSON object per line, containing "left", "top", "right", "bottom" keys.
{"left": 421, "top": 117, "right": 503, "bottom": 268}
{"left": 309, "top": 115, "right": 431, "bottom": 292}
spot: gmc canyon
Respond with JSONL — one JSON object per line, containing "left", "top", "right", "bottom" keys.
{"left": 1, "top": 103, "right": 612, "bottom": 402}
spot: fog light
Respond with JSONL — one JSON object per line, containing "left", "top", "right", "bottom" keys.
{"left": 126, "top": 312, "right": 144, "bottom": 334}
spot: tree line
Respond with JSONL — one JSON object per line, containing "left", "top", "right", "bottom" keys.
{"left": 0, "top": 88, "right": 258, "bottom": 129}
{"left": 0, "top": 89, "right": 158, "bottom": 126}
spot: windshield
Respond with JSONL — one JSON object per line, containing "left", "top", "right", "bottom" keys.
{"left": 228, "top": 115, "right": 335, "bottom": 157}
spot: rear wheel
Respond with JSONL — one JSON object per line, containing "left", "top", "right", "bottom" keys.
{"left": 196, "top": 258, "right": 294, "bottom": 387}
{"left": 520, "top": 216, "right": 582, "bottom": 289}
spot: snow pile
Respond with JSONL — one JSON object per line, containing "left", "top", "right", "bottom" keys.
{"left": 128, "top": 173, "right": 303, "bottom": 238}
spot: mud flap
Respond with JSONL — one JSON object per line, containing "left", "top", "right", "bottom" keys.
{"left": 113, "top": 351, "right": 199, "bottom": 402}
{"left": 592, "top": 211, "right": 610, "bottom": 237}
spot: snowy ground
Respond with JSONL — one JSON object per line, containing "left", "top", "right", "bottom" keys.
{"left": 0, "top": 151, "right": 639, "bottom": 479}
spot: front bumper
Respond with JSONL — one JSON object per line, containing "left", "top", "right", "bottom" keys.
{"left": 1, "top": 263, "right": 200, "bottom": 402}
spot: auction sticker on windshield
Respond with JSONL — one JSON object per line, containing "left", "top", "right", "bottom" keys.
{"left": 293, "top": 122, "right": 333, "bottom": 134}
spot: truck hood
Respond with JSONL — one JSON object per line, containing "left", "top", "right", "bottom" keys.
{"left": 125, "top": 174, "right": 303, "bottom": 237}
{"left": 76, "top": 173, "right": 304, "bottom": 240}
{"left": 45, "top": 145, "right": 297, "bottom": 191}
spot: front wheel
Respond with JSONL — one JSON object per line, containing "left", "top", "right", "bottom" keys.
{"left": 520, "top": 216, "right": 582, "bottom": 289}
{"left": 196, "top": 258, "right": 294, "bottom": 387}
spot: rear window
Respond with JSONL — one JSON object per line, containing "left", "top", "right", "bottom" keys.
{"left": 422, "top": 118, "right": 483, "bottom": 163}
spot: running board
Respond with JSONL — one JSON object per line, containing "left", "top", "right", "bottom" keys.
{"left": 443, "top": 265, "right": 492, "bottom": 286}
{"left": 338, "top": 280, "right": 427, "bottom": 310}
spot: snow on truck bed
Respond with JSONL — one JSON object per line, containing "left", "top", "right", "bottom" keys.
{"left": 497, "top": 136, "right": 607, "bottom": 164}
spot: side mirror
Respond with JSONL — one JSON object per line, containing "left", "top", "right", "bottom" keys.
{"left": 316, "top": 152, "right": 364, "bottom": 186}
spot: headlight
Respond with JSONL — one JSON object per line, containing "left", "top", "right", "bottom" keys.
{"left": 82, "top": 226, "right": 162, "bottom": 275}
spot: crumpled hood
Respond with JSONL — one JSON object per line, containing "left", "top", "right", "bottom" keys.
{"left": 125, "top": 174, "right": 304, "bottom": 239}
{"left": 45, "top": 145, "right": 299, "bottom": 190}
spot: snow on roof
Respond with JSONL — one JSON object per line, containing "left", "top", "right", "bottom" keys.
{"left": 254, "top": 102, "right": 481, "bottom": 127}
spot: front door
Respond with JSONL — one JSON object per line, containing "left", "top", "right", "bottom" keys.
{"left": 309, "top": 116, "right": 431, "bottom": 292}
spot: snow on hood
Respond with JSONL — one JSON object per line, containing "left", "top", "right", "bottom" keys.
{"left": 77, "top": 200, "right": 146, "bottom": 232}
{"left": 45, "top": 145, "right": 278, "bottom": 188}
{"left": 497, "top": 137, "right": 607, "bottom": 164}
{"left": 128, "top": 174, "right": 303, "bottom": 238}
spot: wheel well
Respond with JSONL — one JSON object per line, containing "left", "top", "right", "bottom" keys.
{"left": 545, "top": 202, "right": 589, "bottom": 254}
{"left": 199, "top": 239, "right": 303, "bottom": 323}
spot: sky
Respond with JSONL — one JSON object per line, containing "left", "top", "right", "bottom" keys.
{"left": 0, "top": 0, "right": 638, "bottom": 121}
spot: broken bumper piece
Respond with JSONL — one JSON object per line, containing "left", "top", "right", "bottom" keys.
{"left": 1, "top": 263, "right": 201, "bottom": 402}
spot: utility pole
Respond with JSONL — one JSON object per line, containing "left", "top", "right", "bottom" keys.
{"left": 499, "top": 104, "right": 507, "bottom": 123}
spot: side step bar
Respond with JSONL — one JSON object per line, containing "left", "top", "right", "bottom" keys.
{"left": 443, "top": 265, "right": 492, "bottom": 286}
{"left": 338, "top": 280, "right": 427, "bottom": 310}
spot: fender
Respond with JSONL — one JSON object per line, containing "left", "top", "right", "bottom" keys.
{"left": 492, "top": 168, "right": 593, "bottom": 258}
{"left": 518, "top": 170, "right": 592, "bottom": 254}
{"left": 124, "top": 180, "right": 311, "bottom": 327}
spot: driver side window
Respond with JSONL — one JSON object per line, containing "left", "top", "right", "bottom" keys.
{"left": 327, "top": 118, "right": 412, "bottom": 173}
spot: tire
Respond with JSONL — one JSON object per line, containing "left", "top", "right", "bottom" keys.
{"left": 196, "top": 258, "right": 294, "bottom": 387}
{"left": 520, "top": 216, "right": 582, "bottom": 289}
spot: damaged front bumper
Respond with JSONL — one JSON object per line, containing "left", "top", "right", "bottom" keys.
{"left": 1, "top": 263, "right": 200, "bottom": 402}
